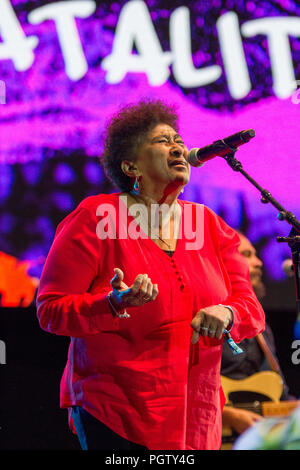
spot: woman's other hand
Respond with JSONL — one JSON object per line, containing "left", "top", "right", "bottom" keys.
{"left": 109, "top": 268, "right": 159, "bottom": 311}
{"left": 191, "top": 305, "right": 233, "bottom": 343}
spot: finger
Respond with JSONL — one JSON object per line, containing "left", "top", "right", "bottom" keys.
{"left": 130, "top": 274, "right": 144, "bottom": 295}
{"left": 143, "top": 278, "right": 153, "bottom": 300}
{"left": 198, "top": 318, "right": 209, "bottom": 336}
{"left": 200, "top": 326, "right": 209, "bottom": 337}
{"left": 137, "top": 274, "right": 149, "bottom": 297}
{"left": 208, "top": 327, "right": 216, "bottom": 338}
{"left": 206, "top": 321, "right": 219, "bottom": 338}
{"left": 134, "top": 274, "right": 148, "bottom": 299}
{"left": 151, "top": 284, "right": 159, "bottom": 300}
{"left": 110, "top": 267, "right": 124, "bottom": 289}
{"left": 191, "top": 311, "right": 204, "bottom": 331}
{"left": 139, "top": 277, "right": 152, "bottom": 301}
{"left": 113, "top": 267, "right": 124, "bottom": 280}
{"left": 215, "top": 323, "right": 224, "bottom": 340}
{"left": 191, "top": 330, "right": 200, "bottom": 344}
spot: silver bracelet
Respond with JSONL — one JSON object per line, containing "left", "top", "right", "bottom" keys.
{"left": 107, "top": 291, "right": 131, "bottom": 319}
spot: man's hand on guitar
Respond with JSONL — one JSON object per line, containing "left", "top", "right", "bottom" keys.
{"left": 222, "top": 406, "right": 264, "bottom": 435}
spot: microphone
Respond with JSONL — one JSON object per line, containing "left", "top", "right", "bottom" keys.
{"left": 282, "top": 259, "right": 294, "bottom": 278}
{"left": 188, "top": 129, "right": 255, "bottom": 167}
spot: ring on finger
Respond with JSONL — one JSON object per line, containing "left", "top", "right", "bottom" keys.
{"left": 200, "top": 326, "right": 209, "bottom": 331}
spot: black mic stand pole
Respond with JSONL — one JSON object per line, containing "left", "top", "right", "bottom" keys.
{"left": 219, "top": 145, "right": 300, "bottom": 338}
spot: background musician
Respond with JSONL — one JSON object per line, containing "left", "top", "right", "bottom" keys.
{"left": 221, "top": 232, "right": 295, "bottom": 437}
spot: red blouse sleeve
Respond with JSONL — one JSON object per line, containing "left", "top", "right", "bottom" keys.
{"left": 36, "top": 207, "right": 117, "bottom": 337}
{"left": 211, "top": 210, "right": 265, "bottom": 343}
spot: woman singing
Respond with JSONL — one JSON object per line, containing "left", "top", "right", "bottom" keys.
{"left": 36, "top": 100, "right": 265, "bottom": 450}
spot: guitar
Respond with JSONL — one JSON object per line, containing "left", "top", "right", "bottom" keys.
{"left": 221, "top": 371, "right": 299, "bottom": 449}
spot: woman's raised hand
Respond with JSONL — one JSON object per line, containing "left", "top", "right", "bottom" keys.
{"left": 109, "top": 268, "right": 159, "bottom": 310}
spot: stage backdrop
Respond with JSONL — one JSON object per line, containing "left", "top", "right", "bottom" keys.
{"left": 0, "top": 0, "right": 299, "bottom": 311}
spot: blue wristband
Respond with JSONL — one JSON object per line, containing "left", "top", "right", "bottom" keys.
{"left": 218, "top": 304, "right": 243, "bottom": 355}
{"left": 224, "top": 333, "right": 243, "bottom": 355}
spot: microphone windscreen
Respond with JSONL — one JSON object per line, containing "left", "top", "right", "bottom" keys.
{"left": 187, "top": 148, "right": 205, "bottom": 167}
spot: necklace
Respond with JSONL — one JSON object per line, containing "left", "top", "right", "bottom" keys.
{"left": 156, "top": 236, "right": 172, "bottom": 250}
{"left": 127, "top": 192, "right": 175, "bottom": 251}
{"left": 156, "top": 235, "right": 172, "bottom": 251}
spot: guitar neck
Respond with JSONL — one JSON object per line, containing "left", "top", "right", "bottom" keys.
{"left": 261, "top": 401, "right": 299, "bottom": 417}
{"left": 232, "top": 400, "right": 299, "bottom": 417}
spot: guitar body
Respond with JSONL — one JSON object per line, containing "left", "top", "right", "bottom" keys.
{"left": 220, "top": 371, "right": 297, "bottom": 449}
{"left": 221, "top": 371, "right": 284, "bottom": 404}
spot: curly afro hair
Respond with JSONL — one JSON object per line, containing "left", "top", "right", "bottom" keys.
{"left": 100, "top": 99, "right": 179, "bottom": 192}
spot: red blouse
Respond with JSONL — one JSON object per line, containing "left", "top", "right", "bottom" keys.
{"left": 36, "top": 193, "right": 265, "bottom": 450}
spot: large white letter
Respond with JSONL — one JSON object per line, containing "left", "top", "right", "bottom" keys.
{"left": 170, "top": 7, "right": 221, "bottom": 87}
{"left": 127, "top": 203, "right": 148, "bottom": 240}
{"left": 216, "top": 12, "right": 251, "bottom": 99}
{"left": 28, "top": 1, "right": 96, "bottom": 81}
{"left": 0, "top": 0, "right": 38, "bottom": 70}
{"left": 241, "top": 17, "right": 300, "bottom": 98}
{"left": 101, "top": 0, "right": 171, "bottom": 86}
{"left": 96, "top": 203, "right": 116, "bottom": 240}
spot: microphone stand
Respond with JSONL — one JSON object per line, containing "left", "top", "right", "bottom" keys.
{"left": 220, "top": 146, "right": 300, "bottom": 338}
